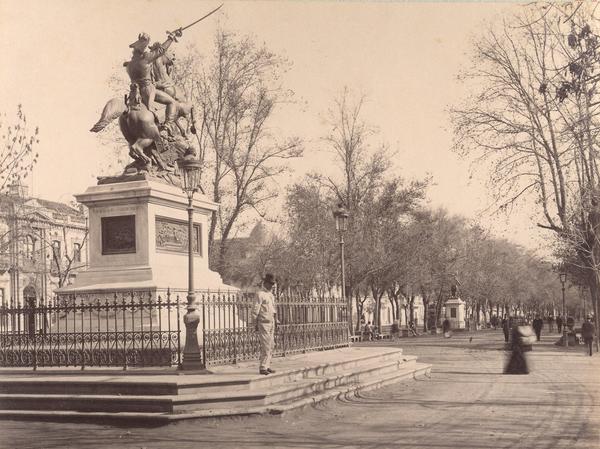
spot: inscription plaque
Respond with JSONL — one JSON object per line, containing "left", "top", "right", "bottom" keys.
{"left": 101, "top": 215, "right": 136, "bottom": 255}
{"left": 155, "top": 217, "right": 201, "bottom": 255}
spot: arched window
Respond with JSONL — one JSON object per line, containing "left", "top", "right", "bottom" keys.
{"left": 24, "top": 235, "right": 36, "bottom": 259}
{"left": 51, "top": 240, "right": 61, "bottom": 274}
{"left": 73, "top": 243, "right": 81, "bottom": 263}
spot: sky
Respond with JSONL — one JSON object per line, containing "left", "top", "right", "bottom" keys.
{"left": 0, "top": 0, "right": 549, "bottom": 251}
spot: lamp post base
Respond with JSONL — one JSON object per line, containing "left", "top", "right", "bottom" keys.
{"left": 181, "top": 304, "right": 205, "bottom": 371}
{"left": 181, "top": 356, "right": 205, "bottom": 371}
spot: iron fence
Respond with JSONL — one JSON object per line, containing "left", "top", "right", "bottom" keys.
{"left": 0, "top": 291, "right": 182, "bottom": 369}
{"left": 200, "top": 292, "right": 349, "bottom": 366}
{"left": 0, "top": 289, "right": 349, "bottom": 368}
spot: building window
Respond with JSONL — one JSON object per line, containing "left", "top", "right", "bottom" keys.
{"left": 450, "top": 308, "right": 457, "bottom": 318}
{"left": 73, "top": 243, "right": 81, "bottom": 263}
{"left": 51, "top": 240, "right": 61, "bottom": 273}
{"left": 25, "top": 235, "right": 36, "bottom": 259}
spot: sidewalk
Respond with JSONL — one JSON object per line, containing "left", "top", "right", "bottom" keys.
{"left": 1, "top": 328, "right": 598, "bottom": 449}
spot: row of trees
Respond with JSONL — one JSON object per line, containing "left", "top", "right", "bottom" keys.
{"left": 451, "top": 2, "right": 600, "bottom": 347}
{"left": 217, "top": 88, "right": 566, "bottom": 332}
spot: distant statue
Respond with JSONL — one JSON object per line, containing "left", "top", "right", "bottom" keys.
{"left": 450, "top": 273, "right": 461, "bottom": 298}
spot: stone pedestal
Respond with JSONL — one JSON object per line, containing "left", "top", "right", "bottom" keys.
{"left": 444, "top": 297, "right": 466, "bottom": 330}
{"left": 57, "top": 178, "right": 230, "bottom": 294}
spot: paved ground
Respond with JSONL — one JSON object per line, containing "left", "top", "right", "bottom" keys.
{"left": 1, "top": 329, "right": 598, "bottom": 449}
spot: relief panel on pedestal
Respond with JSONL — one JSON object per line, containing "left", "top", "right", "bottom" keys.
{"left": 155, "top": 216, "right": 201, "bottom": 256}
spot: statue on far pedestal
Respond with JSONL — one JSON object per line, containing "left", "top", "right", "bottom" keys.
{"left": 450, "top": 273, "right": 461, "bottom": 298}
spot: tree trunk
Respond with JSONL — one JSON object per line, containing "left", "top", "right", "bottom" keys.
{"left": 435, "top": 286, "right": 445, "bottom": 328}
{"left": 422, "top": 296, "right": 429, "bottom": 332}
{"left": 590, "top": 270, "right": 600, "bottom": 352}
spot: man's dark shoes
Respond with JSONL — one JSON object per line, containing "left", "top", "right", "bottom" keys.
{"left": 259, "top": 369, "right": 270, "bottom": 375}
{"left": 267, "top": 368, "right": 276, "bottom": 373}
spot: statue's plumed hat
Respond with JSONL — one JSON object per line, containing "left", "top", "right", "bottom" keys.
{"left": 129, "top": 33, "right": 151, "bottom": 51}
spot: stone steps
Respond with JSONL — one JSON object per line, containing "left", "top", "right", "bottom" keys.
{"left": 0, "top": 348, "right": 431, "bottom": 423}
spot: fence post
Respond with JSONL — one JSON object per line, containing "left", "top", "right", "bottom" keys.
{"left": 174, "top": 290, "right": 182, "bottom": 369}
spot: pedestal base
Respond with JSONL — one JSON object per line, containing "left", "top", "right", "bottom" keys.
{"left": 444, "top": 297, "right": 466, "bottom": 330}
{"left": 57, "top": 179, "right": 234, "bottom": 296}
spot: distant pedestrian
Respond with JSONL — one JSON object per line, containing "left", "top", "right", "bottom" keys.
{"left": 409, "top": 321, "right": 419, "bottom": 337}
{"left": 442, "top": 319, "right": 452, "bottom": 338}
{"left": 363, "top": 322, "right": 374, "bottom": 341}
{"left": 372, "top": 325, "right": 380, "bottom": 339}
{"left": 252, "top": 273, "right": 277, "bottom": 375}
{"left": 547, "top": 315, "right": 554, "bottom": 332}
{"left": 532, "top": 315, "right": 544, "bottom": 341}
{"left": 391, "top": 320, "right": 400, "bottom": 341}
{"left": 581, "top": 316, "right": 596, "bottom": 357}
{"left": 556, "top": 316, "right": 563, "bottom": 334}
{"left": 502, "top": 317, "right": 510, "bottom": 343}
{"left": 504, "top": 325, "right": 529, "bottom": 375}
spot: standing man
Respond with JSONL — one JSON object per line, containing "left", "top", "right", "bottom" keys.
{"left": 532, "top": 315, "right": 544, "bottom": 341}
{"left": 556, "top": 315, "right": 563, "bottom": 335}
{"left": 252, "top": 273, "right": 277, "bottom": 375}
{"left": 581, "top": 316, "right": 596, "bottom": 357}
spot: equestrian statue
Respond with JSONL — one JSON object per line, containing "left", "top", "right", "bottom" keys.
{"left": 90, "top": 5, "right": 222, "bottom": 181}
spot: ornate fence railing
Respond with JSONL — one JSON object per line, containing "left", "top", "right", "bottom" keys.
{"left": 200, "top": 292, "right": 349, "bottom": 366}
{"left": 0, "top": 289, "right": 349, "bottom": 368}
{"left": 0, "top": 291, "right": 182, "bottom": 369}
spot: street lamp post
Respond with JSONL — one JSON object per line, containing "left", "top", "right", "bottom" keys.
{"left": 559, "top": 272, "right": 568, "bottom": 348}
{"left": 177, "top": 153, "right": 204, "bottom": 370}
{"left": 333, "top": 204, "right": 351, "bottom": 335}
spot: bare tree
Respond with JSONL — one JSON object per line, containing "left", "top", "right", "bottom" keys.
{"left": 187, "top": 30, "right": 302, "bottom": 273}
{"left": 321, "top": 87, "right": 389, "bottom": 211}
{"left": 451, "top": 3, "right": 600, "bottom": 348}
{"left": 0, "top": 105, "right": 39, "bottom": 193}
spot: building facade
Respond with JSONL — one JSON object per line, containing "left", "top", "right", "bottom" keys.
{"left": 0, "top": 182, "right": 88, "bottom": 307}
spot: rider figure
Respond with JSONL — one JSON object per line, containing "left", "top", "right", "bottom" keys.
{"left": 124, "top": 30, "right": 182, "bottom": 134}
{"left": 151, "top": 44, "right": 180, "bottom": 101}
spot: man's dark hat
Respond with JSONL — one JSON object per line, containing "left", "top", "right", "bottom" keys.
{"left": 263, "top": 273, "right": 276, "bottom": 285}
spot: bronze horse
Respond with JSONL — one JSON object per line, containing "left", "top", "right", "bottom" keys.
{"left": 91, "top": 84, "right": 196, "bottom": 171}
